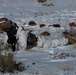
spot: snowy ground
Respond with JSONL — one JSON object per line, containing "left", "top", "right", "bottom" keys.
{"left": 0, "top": 0, "right": 76, "bottom": 75}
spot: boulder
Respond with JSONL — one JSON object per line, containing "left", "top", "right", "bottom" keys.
{"left": 40, "top": 24, "right": 46, "bottom": 28}
{"left": 40, "top": 31, "right": 50, "bottom": 36}
{"left": 28, "top": 21, "right": 37, "bottom": 26}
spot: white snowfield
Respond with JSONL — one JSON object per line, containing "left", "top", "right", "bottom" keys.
{"left": 1, "top": 0, "right": 76, "bottom": 75}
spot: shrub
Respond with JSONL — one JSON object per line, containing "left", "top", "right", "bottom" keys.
{"left": 58, "top": 64, "right": 73, "bottom": 71}
{"left": 42, "top": 2, "right": 54, "bottom": 6}
{"left": 0, "top": 52, "right": 25, "bottom": 73}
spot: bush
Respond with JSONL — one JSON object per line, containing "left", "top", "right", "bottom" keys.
{"left": 0, "top": 52, "right": 25, "bottom": 73}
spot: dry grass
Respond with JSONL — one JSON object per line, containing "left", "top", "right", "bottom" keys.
{"left": 58, "top": 64, "right": 73, "bottom": 71}
{"left": 0, "top": 52, "right": 25, "bottom": 73}
{"left": 4, "top": 43, "right": 11, "bottom": 51}
{"left": 42, "top": 2, "right": 54, "bottom": 6}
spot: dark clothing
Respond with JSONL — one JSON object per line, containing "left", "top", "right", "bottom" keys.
{"left": 6, "top": 26, "right": 17, "bottom": 52}
{"left": 7, "top": 36, "right": 17, "bottom": 52}
{"left": 7, "top": 36, "right": 16, "bottom": 44}
{"left": 27, "top": 32, "right": 38, "bottom": 49}
{"left": 2, "top": 20, "right": 18, "bottom": 32}
{"left": 2, "top": 20, "right": 13, "bottom": 30}
{"left": 2, "top": 20, "right": 18, "bottom": 51}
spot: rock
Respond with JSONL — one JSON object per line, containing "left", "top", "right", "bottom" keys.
{"left": 53, "top": 24, "right": 61, "bottom": 28}
{"left": 40, "top": 24, "right": 46, "bottom": 28}
{"left": 28, "top": 21, "right": 37, "bottom": 26}
{"left": 40, "top": 31, "right": 50, "bottom": 36}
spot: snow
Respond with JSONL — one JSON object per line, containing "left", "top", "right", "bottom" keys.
{"left": 16, "top": 26, "right": 30, "bottom": 50}
{"left": 0, "top": 0, "right": 76, "bottom": 75}
{"left": 16, "top": 26, "right": 68, "bottom": 49}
